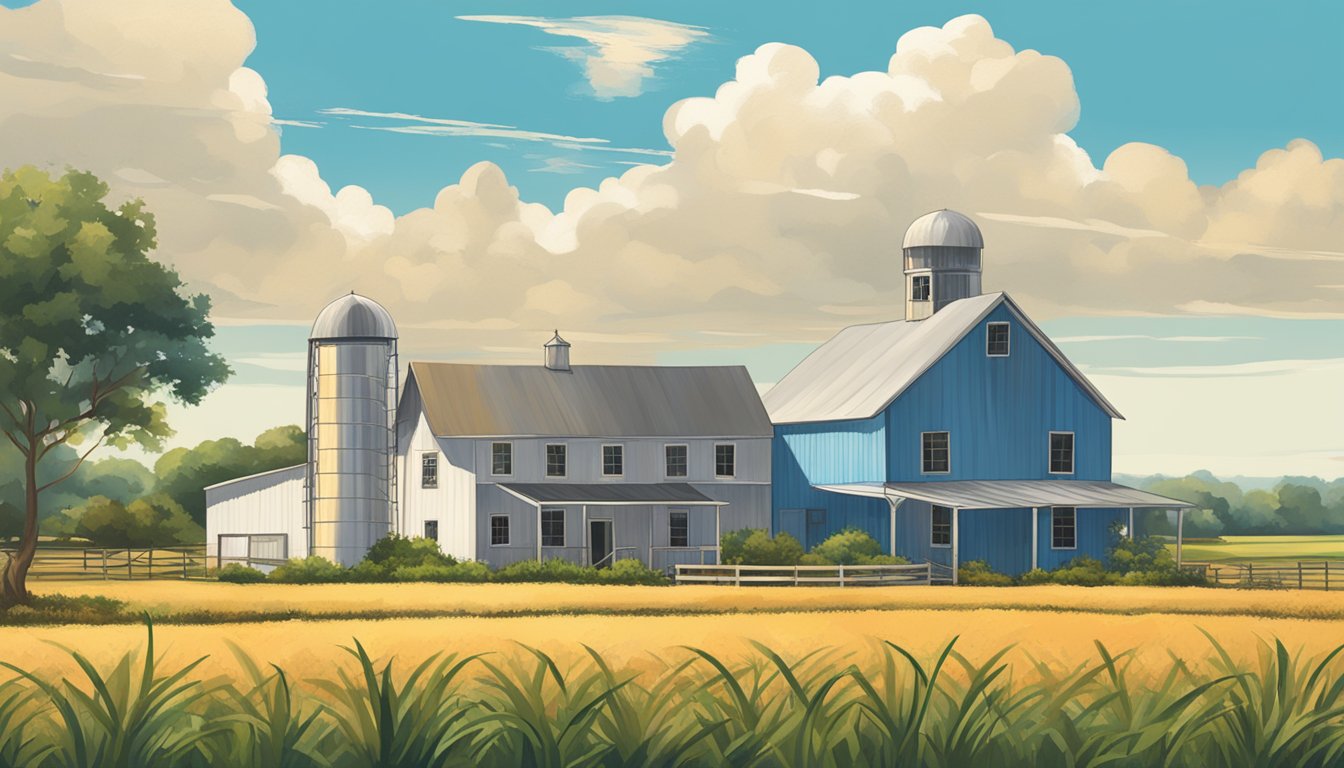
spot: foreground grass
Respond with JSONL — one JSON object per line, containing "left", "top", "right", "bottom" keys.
{"left": 1, "top": 621, "right": 1343, "bottom": 767}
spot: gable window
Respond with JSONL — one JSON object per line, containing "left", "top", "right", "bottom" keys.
{"left": 930, "top": 505, "right": 952, "bottom": 547}
{"left": 665, "top": 444, "right": 688, "bottom": 478}
{"left": 987, "top": 322, "right": 1010, "bottom": 357}
{"left": 423, "top": 520, "right": 438, "bottom": 541}
{"left": 1051, "top": 507, "right": 1077, "bottom": 549}
{"left": 491, "top": 442, "right": 512, "bottom": 476}
{"left": 669, "top": 510, "right": 689, "bottom": 548}
{"left": 602, "top": 445, "right": 624, "bottom": 477}
{"left": 715, "top": 444, "right": 736, "bottom": 478}
{"left": 541, "top": 508, "right": 565, "bottom": 547}
{"left": 421, "top": 454, "right": 438, "bottom": 489}
{"left": 490, "top": 515, "right": 510, "bottom": 546}
{"left": 910, "top": 274, "right": 931, "bottom": 302}
{"left": 545, "top": 444, "right": 566, "bottom": 478}
{"left": 921, "top": 431, "right": 950, "bottom": 474}
{"left": 1049, "top": 432, "right": 1075, "bottom": 474}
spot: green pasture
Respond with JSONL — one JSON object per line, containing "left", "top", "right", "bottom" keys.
{"left": 1173, "top": 535, "right": 1344, "bottom": 563}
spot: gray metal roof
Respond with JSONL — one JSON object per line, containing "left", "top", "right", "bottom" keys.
{"left": 902, "top": 209, "right": 984, "bottom": 249}
{"left": 407, "top": 362, "right": 773, "bottom": 438}
{"left": 498, "top": 482, "right": 724, "bottom": 506}
{"left": 763, "top": 292, "right": 1123, "bottom": 424}
{"left": 310, "top": 293, "right": 398, "bottom": 340}
{"left": 814, "top": 479, "right": 1195, "bottom": 509}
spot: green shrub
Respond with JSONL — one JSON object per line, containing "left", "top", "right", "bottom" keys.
{"left": 721, "top": 528, "right": 804, "bottom": 565}
{"left": 391, "top": 561, "right": 493, "bottom": 583}
{"left": 1047, "top": 556, "right": 1117, "bottom": 586}
{"left": 0, "top": 593, "right": 128, "bottom": 625}
{"left": 958, "top": 560, "right": 1014, "bottom": 586}
{"left": 493, "top": 557, "right": 595, "bottom": 584}
{"left": 351, "top": 534, "right": 456, "bottom": 582}
{"left": 807, "top": 528, "right": 882, "bottom": 565}
{"left": 217, "top": 563, "right": 267, "bottom": 584}
{"left": 595, "top": 558, "right": 668, "bottom": 585}
{"left": 267, "top": 555, "right": 347, "bottom": 584}
{"left": 1018, "top": 568, "right": 1052, "bottom": 585}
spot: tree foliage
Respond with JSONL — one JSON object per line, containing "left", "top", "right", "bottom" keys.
{"left": 0, "top": 166, "right": 229, "bottom": 604}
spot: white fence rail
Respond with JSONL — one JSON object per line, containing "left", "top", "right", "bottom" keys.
{"left": 675, "top": 562, "right": 933, "bottom": 586}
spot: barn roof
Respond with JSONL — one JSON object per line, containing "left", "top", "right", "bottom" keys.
{"left": 763, "top": 292, "right": 1123, "bottom": 424}
{"left": 405, "top": 362, "right": 773, "bottom": 438}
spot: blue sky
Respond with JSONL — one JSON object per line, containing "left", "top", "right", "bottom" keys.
{"left": 231, "top": 0, "right": 1344, "bottom": 212}
{"left": 2, "top": 0, "right": 1340, "bottom": 479}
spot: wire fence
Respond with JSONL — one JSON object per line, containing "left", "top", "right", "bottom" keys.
{"left": 1186, "top": 560, "right": 1341, "bottom": 591}
{"left": 0, "top": 546, "right": 211, "bottom": 581}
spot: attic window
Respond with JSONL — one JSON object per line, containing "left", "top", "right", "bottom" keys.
{"left": 987, "top": 322, "right": 1010, "bottom": 357}
{"left": 911, "top": 275, "right": 931, "bottom": 302}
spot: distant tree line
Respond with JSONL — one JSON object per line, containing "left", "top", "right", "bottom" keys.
{"left": 1128, "top": 471, "right": 1344, "bottom": 538}
{"left": 0, "top": 425, "right": 304, "bottom": 548}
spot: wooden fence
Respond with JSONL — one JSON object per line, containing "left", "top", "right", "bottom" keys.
{"left": 1186, "top": 561, "right": 1339, "bottom": 591}
{"left": 0, "top": 546, "right": 210, "bottom": 581}
{"left": 675, "top": 562, "right": 934, "bottom": 586}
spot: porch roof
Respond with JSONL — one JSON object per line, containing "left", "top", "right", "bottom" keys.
{"left": 813, "top": 479, "right": 1196, "bottom": 510}
{"left": 498, "top": 482, "right": 727, "bottom": 507}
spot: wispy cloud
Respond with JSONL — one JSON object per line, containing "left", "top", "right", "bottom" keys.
{"left": 528, "top": 157, "right": 598, "bottom": 175}
{"left": 457, "top": 14, "right": 709, "bottom": 99}
{"left": 320, "top": 107, "right": 672, "bottom": 157}
{"left": 272, "top": 118, "right": 324, "bottom": 129}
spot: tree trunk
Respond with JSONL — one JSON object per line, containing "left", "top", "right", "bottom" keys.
{"left": 0, "top": 448, "right": 38, "bottom": 607}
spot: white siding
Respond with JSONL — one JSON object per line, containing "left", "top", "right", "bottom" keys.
{"left": 472, "top": 437, "right": 770, "bottom": 484}
{"left": 398, "top": 402, "right": 478, "bottom": 560}
{"left": 205, "top": 466, "right": 307, "bottom": 561}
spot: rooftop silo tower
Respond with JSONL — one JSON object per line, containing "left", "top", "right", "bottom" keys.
{"left": 306, "top": 293, "right": 398, "bottom": 566}
{"left": 902, "top": 209, "right": 984, "bottom": 321}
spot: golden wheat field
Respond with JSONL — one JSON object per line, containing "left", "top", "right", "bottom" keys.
{"left": 4, "top": 581, "right": 1343, "bottom": 683}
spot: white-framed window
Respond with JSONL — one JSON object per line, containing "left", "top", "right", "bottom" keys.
{"left": 664, "top": 444, "right": 688, "bottom": 478}
{"left": 911, "top": 274, "right": 931, "bottom": 302}
{"left": 921, "top": 431, "right": 950, "bottom": 474}
{"left": 669, "top": 510, "right": 689, "bottom": 548}
{"left": 545, "top": 444, "right": 566, "bottom": 478}
{"left": 986, "top": 322, "right": 1010, "bottom": 357}
{"left": 931, "top": 505, "right": 952, "bottom": 547}
{"left": 714, "top": 443, "right": 736, "bottom": 478}
{"left": 602, "top": 444, "right": 624, "bottom": 477}
{"left": 1051, "top": 507, "right": 1077, "bottom": 549}
{"left": 1049, "top": 432, "right": 1075, "bottom": 474}
{"left": 490, "top": 514, "right": 510, "bottom": 546}
{"left": 420, "top": 453, "right": 438, "bottom": 489}
{"left": 423, "top": 520, "right": 438, "bottom": 541}
{"left": 541, "top": 508, "right": 565, "bottom": 547}
{"left": 491, "top": 442, "right": 513, "bottom": 476}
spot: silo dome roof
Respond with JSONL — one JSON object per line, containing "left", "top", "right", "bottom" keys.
{"left": 902, "top": 209, "right": 984, "bottom": 249}
{"left": 310, "top": 293, "right": 397, "bottom": 340}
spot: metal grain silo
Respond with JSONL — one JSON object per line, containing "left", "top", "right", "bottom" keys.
{"left": 902, "top": 209, "right": 984, "bottom": 321}
{"left": 306, "top": 292, "right": 398, "bottom": 566}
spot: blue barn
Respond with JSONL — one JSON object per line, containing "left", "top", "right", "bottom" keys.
{"left": 765, "top": 210, "right": 1191, "bottom": 581}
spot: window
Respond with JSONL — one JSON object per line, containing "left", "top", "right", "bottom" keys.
{"left": 715, "top": 444, "right": 736, "bottom": 478}
{"left": 669, "top": 510, "right": 689, "bottom": 548}
{"left": 420, "top": 454, "right": 438, "bottom": 489}
{"left": 665, "top": 444, "right": 688, "bottom": 478}
{"left": 1049, "top": 432, "right": 1075, "bottom": 474}
{"left": 987, "top": 322, "right": 1010, "bottom": 356}
{"left": 921, "top": 431, "right": 950, "bottom": 474}
{"left": 911, "top": 274, "right": 931, "bottom": 301}
{"left": 1052, "top": 507, "right": 1077, "bottom": 549}
{"left": 545, "top": 444, "right": 566, "bottom": 478}
{"left": 541, "top": 508, "right": 565, "bottom": 547}
{"left": 490, "top": 515, "right": 510, "bottom": 546}
{"left": 491, "top": 442, "right": 512, "bottom": 476}
{"left": 931, "top": 505, "right": 952, "bottom": 547}
{"left": 423, "top": 520, "right": 438, "bottom": 541}
{"left": 602, "top": 445, "right": 624, "bottom": 476}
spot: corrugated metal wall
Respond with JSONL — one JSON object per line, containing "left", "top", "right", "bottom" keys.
{"left": 772, "top": 414, "right": 888, "bottom": 549}
{"left": 205, "top": 466, "right": 307, "bottom": 560}
{"left": 885, "top": 303, "right": 1112, "bottom": 482}
{"left": 1034, "top": 507, "right": 1127, "bottom": 571}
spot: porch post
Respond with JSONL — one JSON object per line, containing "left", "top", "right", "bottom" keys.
{"left": 1128, "top": 507, "right": 1135, "bottom": 541}
{"left": 715, "top": 504, "right": 722, "bottom": 565}
{"left": 582, "top": 504, "right": 589, "bottom": 566}
{"left": 887, "top": 496, "right": 905, "bottom": 557}
{"left": 1176, "top": 507, "right": 1185, "bottom": 568}
{"left": 951, "top": 507, "right": 960, "bottom": 585}
{"left": 536, "top": 503, "right": 542, "bottom": 563}
{"left": 1030, "top": 507, "right": 1039, "bottom": 571}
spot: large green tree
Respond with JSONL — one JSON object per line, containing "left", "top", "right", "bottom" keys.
{"left": 0, "top": 166, "right": 229, "bottom": 605}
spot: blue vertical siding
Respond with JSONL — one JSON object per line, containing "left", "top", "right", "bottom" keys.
{"left": 885, "top": 303, "right": 1112, "bottom": 482}
{"left": 771, "top": 416, "right": 888, "bottom": 550}
{"left": 958, "top": 508, "right": 1033, "bottom": 575}
{"left": 1034, "top": 507, "right": 1127, "bottom": 571}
